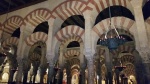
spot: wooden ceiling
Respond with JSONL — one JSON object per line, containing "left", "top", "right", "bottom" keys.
{"left": 0, "top": 0, "right": 47, "bottom": 15}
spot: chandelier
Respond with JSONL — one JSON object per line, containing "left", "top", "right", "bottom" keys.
{"left": 99, "top": 0, "right": 126, "bottom": 50}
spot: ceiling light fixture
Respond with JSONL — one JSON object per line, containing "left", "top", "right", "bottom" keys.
{"left": 99, "top": 0, "right": 127, "bottom": 50}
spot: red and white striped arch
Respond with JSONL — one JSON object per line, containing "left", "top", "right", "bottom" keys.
{"left": 52, "top": 1, "right": 92, "bottom": 21}
{"left": 61, "top": 36, "right": 83, "bottom": 47}
{"left": 88, "top": 0, "right": 131, "bottom": 15}
{"left": 25, "top": 32, "right": 48, "bottom": 46}
{"left": 93, "top": 17, "right": 135, "bottom": 37}
{"left": 24, "top": 8, "right": 52, "bottom": 30}
{"left": 2, "top": 16, "right": 23, "bottom": 34}
{"left": 64, "top": 50, "right": 80, "bottom": 58}
{"left": 111, "top": 45, "right": 135, "bottom": 55}
{"left": 55, "top": 25, "right": 84, "bottom": 42}
{"left": 2, "top": 37, "right": 19, "bottom": 48}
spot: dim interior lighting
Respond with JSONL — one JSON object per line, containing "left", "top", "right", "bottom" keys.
{"left": 0, "top": 0, "right": 12, "bottom": 57}
{"left": 99, "top": 0, "right": 127, "bottom": 50}
{"left": 8, "top": 48, "right": 12, "bottom": 53}
{"left": 115, "top": 61, "right": 126, "bottom": 72}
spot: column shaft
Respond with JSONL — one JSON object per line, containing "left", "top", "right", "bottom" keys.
{"left": 23, "top": 71, "right": 28, "bottom": 84}
{"left": 40, "top": 67, "right": 47, "bottom": 84}
{"left": 57, "top": 70, "right": 63, "bottom": 84}
{"left": 87, "top": 57, "right": 95, "bottom": 84}
{"left": 16, "top": 64, "right": 23, "bottom": 84}
{"left": 8, "top": 67, "right": 16, "bottom": 83}
{"left": 47, "top": 64, "right": 54, "bottom": 84}
{"left": 66, "top": 68, "right": 71, "bottom": 84}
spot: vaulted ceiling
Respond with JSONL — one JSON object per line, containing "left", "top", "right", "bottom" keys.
{"left": 0, "top": 0, "right": 47, "bottom": 15}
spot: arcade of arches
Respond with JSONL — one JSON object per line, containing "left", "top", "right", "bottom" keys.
{"left": 0, "top": 0, "right": 150, "bottom": 84}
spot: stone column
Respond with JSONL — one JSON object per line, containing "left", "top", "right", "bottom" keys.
{"left": 32, "top": 61, "right": 40, "bottom": 84}
{"left": 66, "top": 67, "right": 71, "bottom": 84}
{"left": 22, "top": 58, "right": 30, "bottom": 84}
{"left": 46, "top": 17, "right": 56, "bottom": 84}
{"left": 86, "top": 55, "right": 95, "bottom": 84}
{"left": 40, "top": 67, "right": 47, "bottom": 84}
{"left": 130, "top": 0, "right": 149, "bottom": 48}
{"left": 130, "top": 1, "right": 150, "bottom": 83}
{"left": 56, "top": 46, "right": 65, "bottom": 84}
{"left": 16, "top": 24, "right": 32, "bottom": 84}
{"left": 129, "top": 1, "right": 150, "bottom": 82}
{"left": 83, "top": 9, "right": 95, "bottom": 84}
{"left": 7, "top": 53, "right": 18, "bottom": 83}
{"left": 79, "top": 63, "right": 86, "bottom": 84}
{"left": 16, "top": 59, "right": 23, "bottom": 84}
{"left": 8, "top": 66, "right": 16, "bottom": 84}
{"left": 105, "top": 48, "right": 113, "bottom": 84}
{"left": 47, "top": 61, "right": 55, "bottom": 84}
{"left": 96, "top": 59, "right": 102, "bottom": 84}
{"left": 138, "top": 48, "right": 150, "bottom": 84}
{"left": 79, "top": 44, "right": 86, "bottom": 84}
{"left": 23, "top": 70, "right": 28, "bottom": 84}
{"left": 57, "top": 69, "right": 63, "bottom": 84}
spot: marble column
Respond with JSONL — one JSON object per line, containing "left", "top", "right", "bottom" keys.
{"left": 86, "top": 55, "right": 95, "bottom": 84}
{"left": 79, "top": 44, "right": 86, "bottom": 84}
{"left": 16, "top": 59, "right": 23, "bottom": 84}
{"left": 80, "top": 64, "right": 86, "bottom": 84}
{"left": 22, "top": 58, "right": 30, "bottom": 84}
{"left": 23, "top": 70, "right": 28, "bottom": 84}
{"left": 130, "top": 1, "right": 150, "bottom": 83}
{"left": 32, "top": 61, "right": 40, "bottom": 84}
{"left": 66, "top": 67, "right": 71, "bottom": 84}
{"left": 129, "top": 1, "right": 150, "bottom": 82}
{"left": 83, "top": 9, "right": 95, "bottom": 84}
{"left": 130, "top": 0, "right": 149, "bottom": 48}
{"left": 40, "top": 67, "right": 47, "bottom": 84}
{"left": 8, "top": 66, "right": 16, "bottom": 83}
{"left": 96, "top": 59, "right": 102, "bottom": 84}
{"left": 57, "top": 69, "right": 63, "bottom": 84}
{"left": 138, "top": 49, "right": 150, "bottom": 84}
{"left": 47, "top": 62, "right": 55, "bottom": 84}
{"left": 104, "top": 47, "right": 113, "bottom": 84}
{"left": 46, "top": 18, "right": 56, "bottom": 84}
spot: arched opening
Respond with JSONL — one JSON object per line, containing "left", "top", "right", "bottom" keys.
{"left": 95, "top": 6, "right": 134, "bottom": 25}
{"left": 33, "top": 21, "right": 49, "bottom": 34}
{"left": 61, "top": 15, "right": 85, "bottom": 29}
{"left": 67, "top": 41, "right": 80, "bottom": 48}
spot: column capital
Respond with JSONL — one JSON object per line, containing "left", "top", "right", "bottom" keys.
{"left": 130, "top": 0, "right": 143, "bottom": 8}
{"left": 84, "top": 48, "right": 95, "bottom": 57}
{"left": 46, "top": 52, "right": 54, "bottom": 62}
